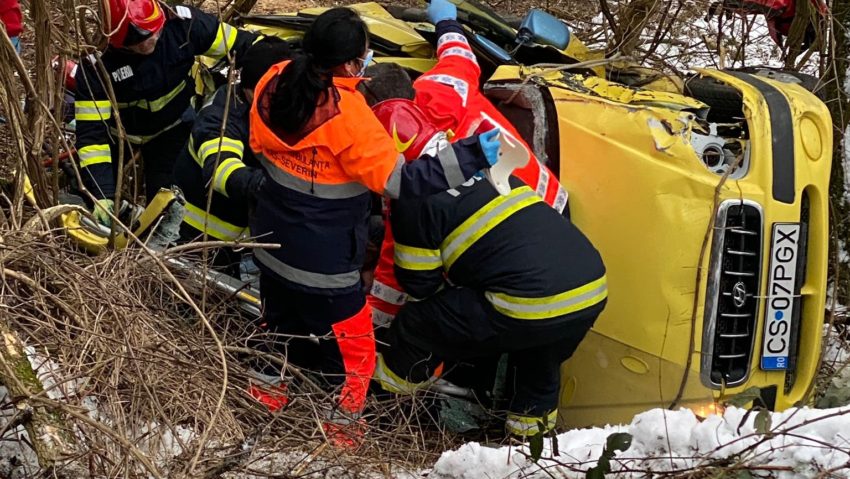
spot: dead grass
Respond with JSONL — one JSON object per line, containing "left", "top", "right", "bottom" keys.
{"left": 0, "top": 220, "right": 475, "bottom": 477}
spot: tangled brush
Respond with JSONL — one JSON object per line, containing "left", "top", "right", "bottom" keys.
{"left": 0, "top": 219, "right": 460, "bottom": 478}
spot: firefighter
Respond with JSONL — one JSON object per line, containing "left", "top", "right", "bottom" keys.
{"left": 360, "top": 0, "right": 571, "bottom": 326}
{"left": 172, "top": 37, "right": 291, "bottom": 276}
{"left": 374, "top": 171, "right": 608, "bottom": 438}
{"left": 248, "top": 7, "right": 501, "bottom": 445}
{"left": 74, "top": 0, "right": 258, "bottom": 226}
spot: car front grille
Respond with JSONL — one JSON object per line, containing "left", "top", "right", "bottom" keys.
{"left": 701, "top": 200, "right": 763, "bottom": 388}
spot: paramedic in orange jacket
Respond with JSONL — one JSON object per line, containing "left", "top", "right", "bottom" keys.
{"left": 249, "top": 7, "right": 500, "bottom": 444}
{"left": 413, "top": 0, "right": 567, "bottom": 213}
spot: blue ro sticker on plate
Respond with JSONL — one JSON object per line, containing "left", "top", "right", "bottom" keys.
{"left": 761, "top": 223, "right": 801, "bottom": 371}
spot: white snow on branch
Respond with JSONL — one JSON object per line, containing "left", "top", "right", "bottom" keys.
{"left": 428, "top": 406, "right": 850, "bottom": 479}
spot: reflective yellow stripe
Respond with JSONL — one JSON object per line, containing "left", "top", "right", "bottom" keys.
{"left": 183, "top": 201, "right": 247, "bottom": 241}
{"left": 213, "top": 158, "right": 245, "bottom": 196}
{"left": 198, "top": 137, "right": 244, "bottom": 164}
{"left": 441, "top": 186, "right": 540, "bottom": 270}
{"left": 505, "top": 410, "right": 557, "bottom": 437}
{"left": 204, "top": 23, "right": 237, "bottom": 60}
{"left": 75, "top": 100, "right": 112, "bottom": 121}
{"left": 117, "top": 80, "right": 186, "bottom": 112}
{"left": 486, "top": 275, "right": 608, "bottom": 320}
{"left": 394, "top": 243, "right": 443, "bottom": 271}
{"left": 78, "top": 144, "right": 111, "bottom": 168}
{"left": 188, "top": 137, "right": 200, "bottom": 165}
{"left": 109, "top": 118, "right": 182, "bottom": 145}
{"left": 373, "top": 353, "right": 432, "bottom": 395}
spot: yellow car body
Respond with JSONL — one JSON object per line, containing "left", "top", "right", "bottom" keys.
{"left": 238, "top": 1, "right": 831, "bottom": 426}
{"left": 498, "top": 69, "right": 831, "bottom": 426}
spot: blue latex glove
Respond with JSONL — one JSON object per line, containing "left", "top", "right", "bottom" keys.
{"left": 478, "top": 128, "right": 501, "bottom": 166}
{"left": 428, "top": 0, "right": 457, "bottom": 24}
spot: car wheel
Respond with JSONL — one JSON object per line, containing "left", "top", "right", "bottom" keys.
{"left": 684, "top": 76, "right": 744, "bottom": 122}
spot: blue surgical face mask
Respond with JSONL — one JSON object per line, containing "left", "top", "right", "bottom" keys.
{"left": 357, "top": 49, "right": 374, "bottom": 77}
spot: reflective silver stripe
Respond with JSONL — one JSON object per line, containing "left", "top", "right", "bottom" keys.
{"left": 437, "top": 32, "right": 469, "bottom": 49}
{"left": 553, "top": 186, "right": 568, "bottom": 214}
{"left": 394, "top": 243, "right": 443, "bottom": 271}
{"left": 371, "top": 308, "right": 395, "bottom": 328}
{"left": 394, "top": 251, "right": 442, "bottom": 268}
{"left": 384, "top": 156, "right": 405, "bottom": 199}
{"left": 370, "top": 279, "right": 408, "bottom": 306}
{"left": 254, "top": 248, "right": 361, "bottom": 289}
{"left": 78, "top": 144, "right": 111, "bottom": 168}
{"left": 442, "top": 47, "right": 478, "bottom": 64}
{"left": 436, "top": 144, "right": 465, "bottom": 187}
{"left": 257, "top": 154, "right": 368, "bottom": 199}
{"left": 323, "top": 407, "right": 362, "bottom": 425}
{"left": 75, "top": 101, "right": 112, "bottom": 121}
{"left": 199, "top": 137, "right": 244, "bottom": 163}
{"left": 418, "top": 74, "right": 469, "bottom": 107}
{"left": 441, "top": 188, "right": 538, "bottom": 265}
{"left": 536, "top": 167, "right": 550, "bottom": 198}
{"left": 176, "top": 5, "right": 192, "bottom": 18}
{"left": 213, "top": 158, "right": 245, "bottom": 196}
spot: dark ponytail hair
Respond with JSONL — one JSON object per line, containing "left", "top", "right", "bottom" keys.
{"left": 269, "top": 8, "right": 368, "bottom": 133}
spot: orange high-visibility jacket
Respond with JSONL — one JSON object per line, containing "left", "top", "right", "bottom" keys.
{"left": 249, "top": 60, "right": 489, "bottom": 294}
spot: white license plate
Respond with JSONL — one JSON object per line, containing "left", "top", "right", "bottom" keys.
{"left": 761, "top": 223, "right": 801, "bottom": 371}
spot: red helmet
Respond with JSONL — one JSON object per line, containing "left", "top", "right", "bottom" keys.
{"left": 52, "top": 56, "right": 78, "bottom": 91}
{"left": 372, "top": 99, "right": 443, "bottom": 161}
{"left": 103, "top": 0, "right": 166, "bottom": 49}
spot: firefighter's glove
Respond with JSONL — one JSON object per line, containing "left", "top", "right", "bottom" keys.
{"left": 428, "top": 0, "right": 457, "bottom": 24}
{"left": 92, "top": 198, "right": 114, "bottom": 227}
{"left": 479, "top": 128, "right": 501, "bottom": 166}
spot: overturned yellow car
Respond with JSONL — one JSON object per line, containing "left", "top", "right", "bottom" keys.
{"left": 239, "top": 0, "right": 831, "bottom": 426}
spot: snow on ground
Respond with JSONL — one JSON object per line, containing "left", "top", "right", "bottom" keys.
{"left": 0, "top": 386, "right": 39, "bottom": 479}
{"left": 4, "top": 333, "right": 850, "bottom": 478}
{"left": 428, "top": 333, "right": 850, "bottom": 479}
{"left": 428, "top": 406, "right": 850, "bottom": 479}
{"left": 820, "top": 323, "right": 850, "bottom": 409}
{"left": 0, "top": 348, "right": 197, "bottom": 478}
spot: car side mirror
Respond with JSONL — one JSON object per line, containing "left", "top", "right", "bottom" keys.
{"left": 516, "top": 9, "right": 570, "bottom": 50}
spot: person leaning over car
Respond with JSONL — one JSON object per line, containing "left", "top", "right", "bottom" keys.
{"left": 74, "top": 0, "right": 258, "bottom": 226}
{"left": 375, "top": 170, "right": 607, "bottom": 439}
{"left": 171, "top": 37, "right": 291, "bottom": 277}
{"left": 358, "top": 0, "right": 572, "bottom": 326}
{"left": 248, "top": 7, "right": 501, "bottom": 447}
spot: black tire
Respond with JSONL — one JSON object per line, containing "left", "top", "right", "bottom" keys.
{"left": 684, "top": 76, "right": 744, "bottom": 122}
